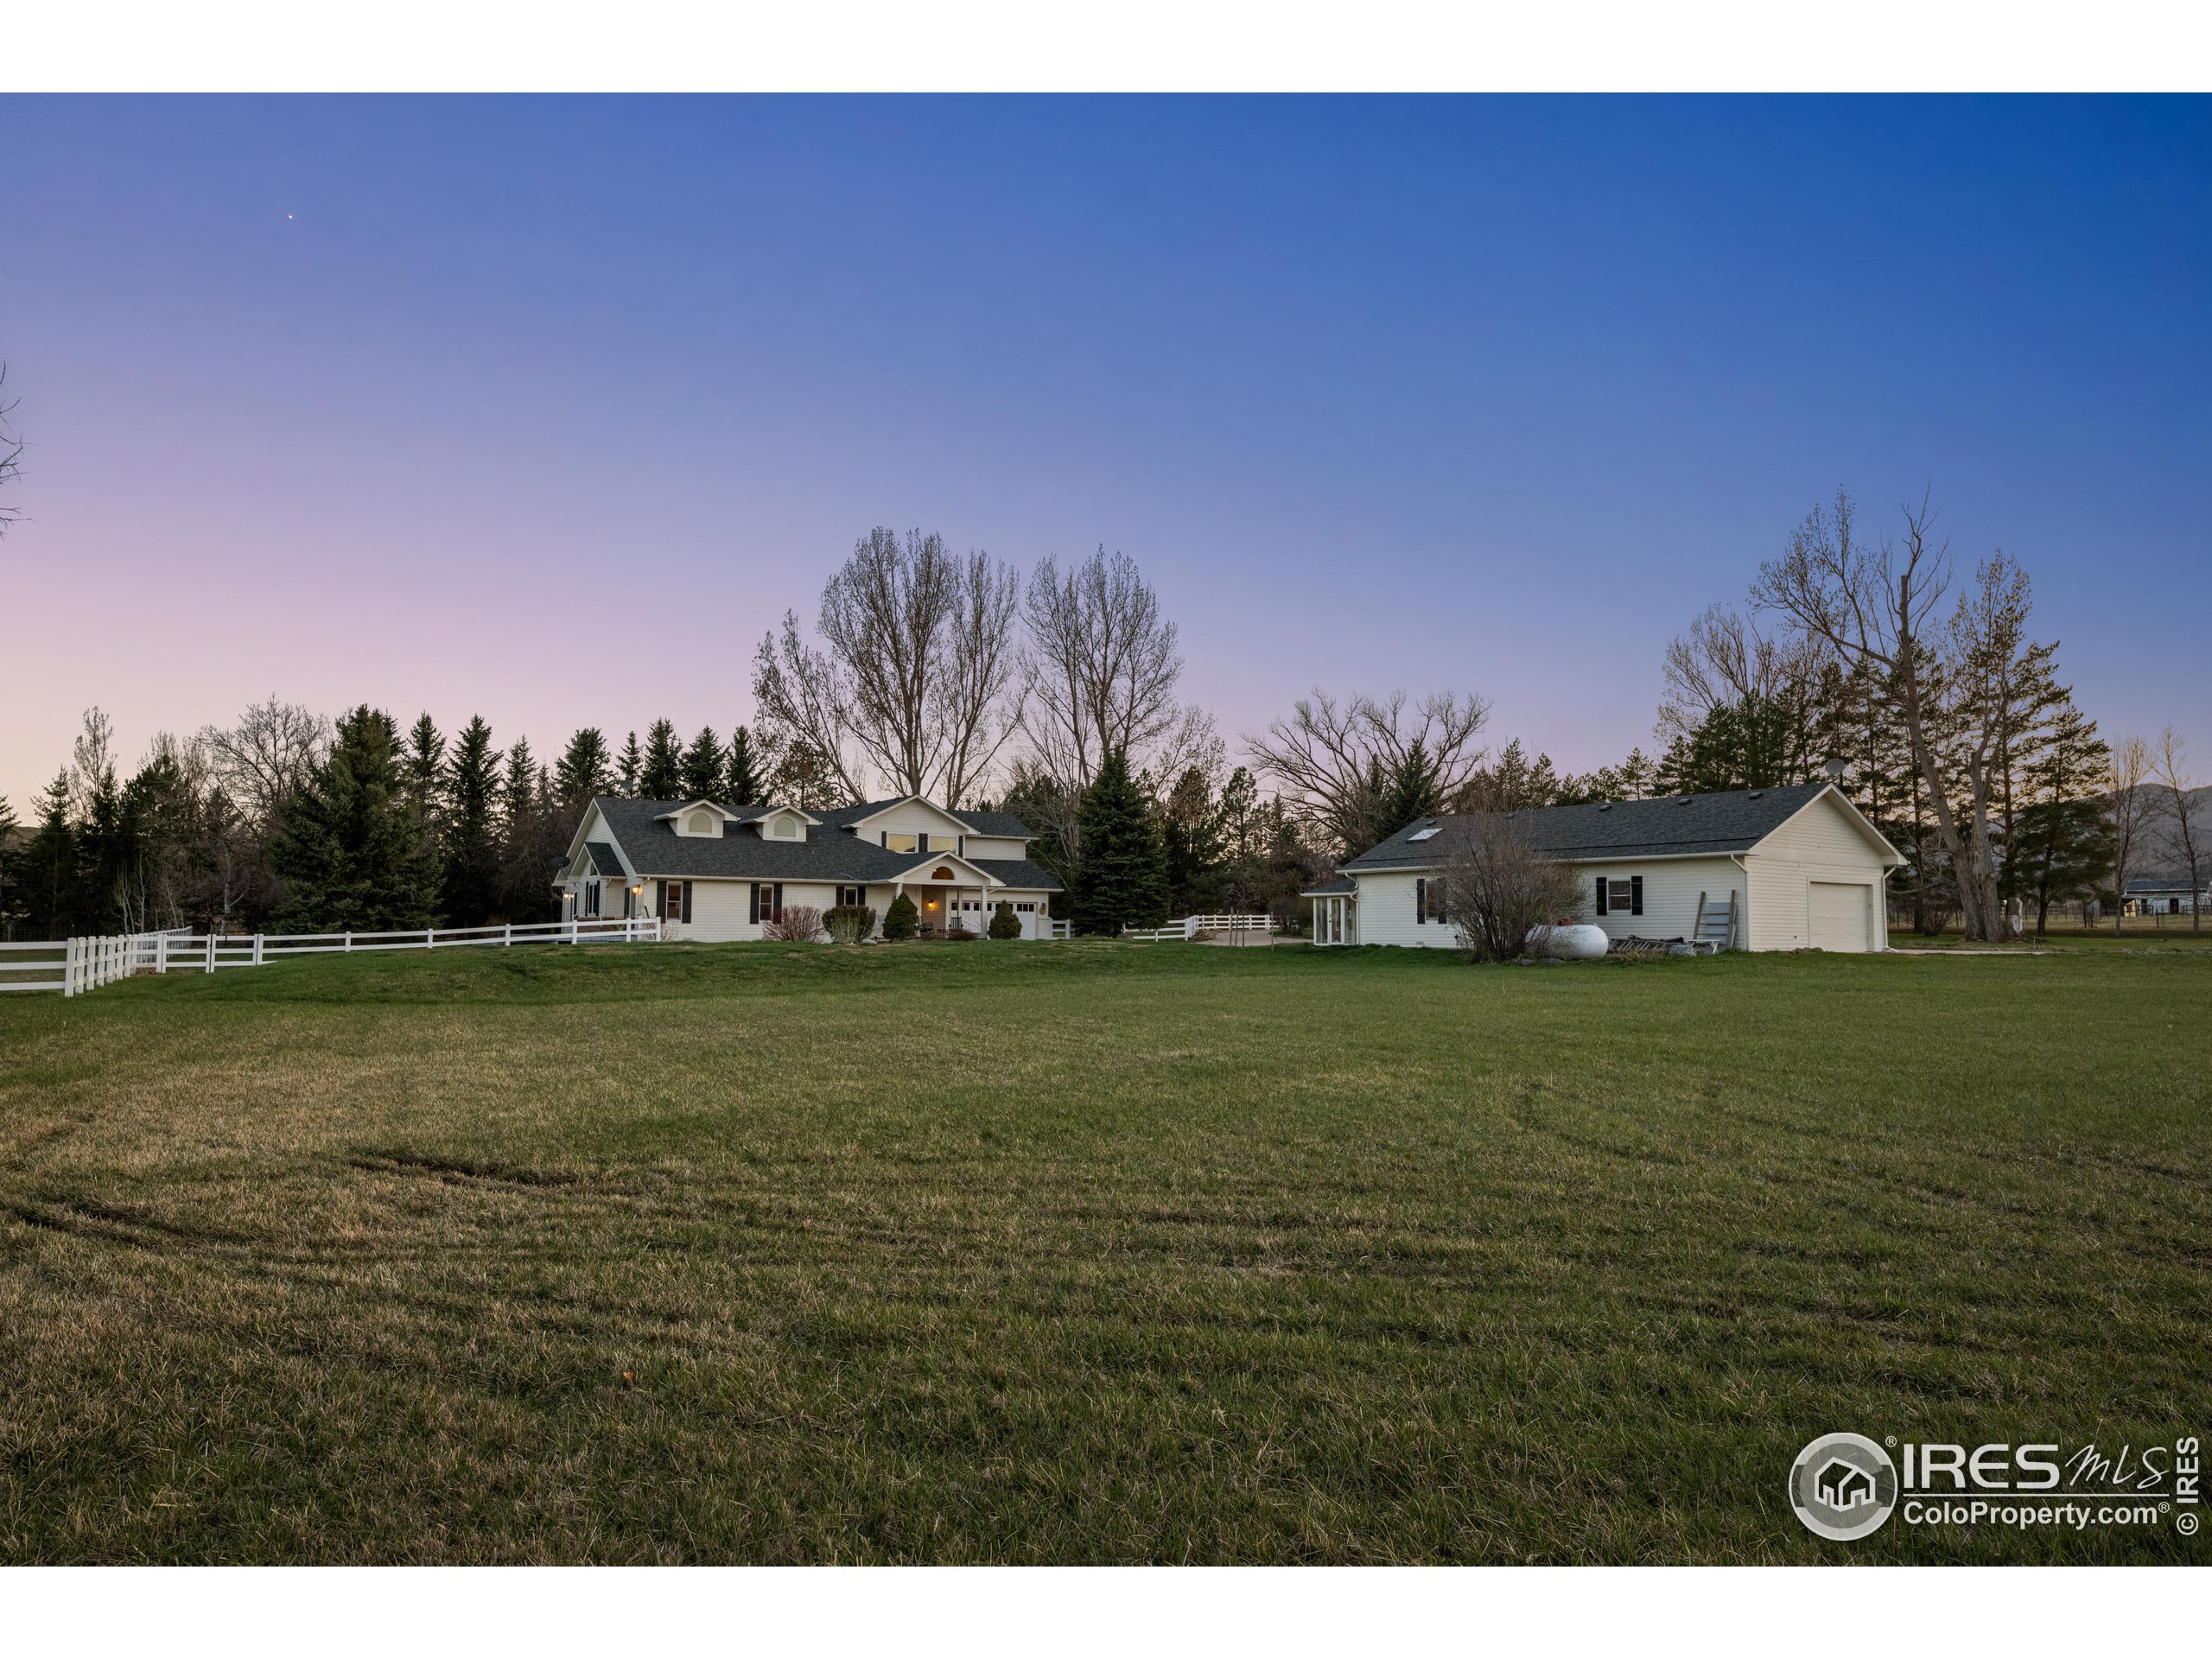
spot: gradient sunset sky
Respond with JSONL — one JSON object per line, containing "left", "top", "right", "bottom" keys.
{"left": 6, "top": 94, "right": 2208, "bottom": 809}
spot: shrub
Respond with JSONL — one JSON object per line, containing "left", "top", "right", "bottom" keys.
{"left": 763, "top": 904, "right": 826, "bottom": 943}
{"left": 988, "top": 901, "right": 1021, "bottom": 939}
{"left": 945, "top": 925, "right": 977, "bottom": 941}
{"left": 881, "top": 892, "right": 918, "bottom": 940}
{"left": 1435, "top": 814, "right": 1586, "bottom": 963}
{"left": 824, "top": 903, "right": 876, "bottom": 944}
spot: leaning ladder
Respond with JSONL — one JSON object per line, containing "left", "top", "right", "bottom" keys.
{"left": 1694, "top": 891, "right": 1738, "bottom": 950}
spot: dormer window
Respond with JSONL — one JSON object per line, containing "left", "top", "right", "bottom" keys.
{"left": 765, "top": 811, "right": 804, "bottom": 841}
{"left": 686, "top": 810, "right": 715, "bottom": 836}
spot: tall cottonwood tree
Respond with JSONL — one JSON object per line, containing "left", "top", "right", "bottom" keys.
{"left": 753, "top": 528, "right": 1023, "bottom": 806}
{"left": 2151, "top": 728, "right": 2205, "bottom": 933}
{"left": 1755, "top": 492, "right": 2054, "bottom": 943}
{"left": 1249, "top": 689, "right": 1490, "bottom": 857}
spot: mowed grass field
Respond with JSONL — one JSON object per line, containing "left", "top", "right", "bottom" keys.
{"left": 1, "top": 939, "right": 2206, "bottom": 1564}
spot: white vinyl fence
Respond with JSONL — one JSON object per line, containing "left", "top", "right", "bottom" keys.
{"left": 0, "top": 917, "right": 662, "bottom": 998}
{"left": 1121, "top": 913, "right": 1273, "bottom": 943}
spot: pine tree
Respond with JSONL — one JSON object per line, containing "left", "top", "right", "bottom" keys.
{"left": 1372, "top": 739, "right": 1444, "bottom": 842}
{"left": 639, "top": 719, "right": 683, "bottom": 798}
{"left": 2011, "top": 699, "right": 2112, "bottom": 933}
{"left": 554, "top": 728, "right": 613, "bottom": 806}
{"left": 1161, "top": 766, "right": 1230, "bottom": 915}
{"left": 438, "top": 715, "right": 503, "bottom": 926}
{"left": 680, "top": 726, "right": 725, "bottom": 800}
{"left": 616, "top": 731, "right": 643, "bottom": 795}
{"left": 14, "top": 771, "right": 81, "bottom": 938}
{"left": 726, "top": 725, "right": 763, "bottom": 804}
{"left": 501, "top": 737, "right": 540, "bottom": 837}
{"left": 269, "top": 708, "right": 439, "bottom": 931}
{"left": 1071, "top": 747, "right": 1170, "bottom": 935}
{"left": 401, "top": 714, "right": 446, "bottom": 846}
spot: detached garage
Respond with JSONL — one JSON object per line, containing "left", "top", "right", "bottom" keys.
{"left": 1316, "top": 782, "right": 1904, "bottom": 953}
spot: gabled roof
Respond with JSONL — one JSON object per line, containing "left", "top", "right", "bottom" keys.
{"left": 813, "top": 797, "right": 1037, "bottom": 840}
{"left": 1342, "top": 784, "right": 1897, "bottom": 870}
{"left": 571, "top": 798, "right": 1060, "bottom": 888}
{"left": 582, "top": 841, "right": 627, "bottom": 879}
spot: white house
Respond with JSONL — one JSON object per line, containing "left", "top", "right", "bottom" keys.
{"left": 1306, "top": 783, "right": 1904, "bottom": 953}
{"left": 556, "top": 794, "right": 1062, "bottom": 942}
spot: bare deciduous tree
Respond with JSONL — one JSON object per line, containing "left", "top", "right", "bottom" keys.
{"left": 2150, "top": 727, "right": 2205, "bottom": 935}
{"left": 1657, "top": 602, "right": 1834, "bottom": 747}
{"left": 1247, "top": 689, "right": 1491, "bottom": 857}
{"left": 1755, "top": 492, "right": 2049, "bottom": 943}
{"left": 753, "top": 528, "right": 1023, "bottom": 806}
{"left": 0, "top": 363, "right": 23, "bottom": 541}
{"left": 1020, "top": 548, "right": 1184, "bottom": 792}
{"left": 200, "top": 696, "right": 332, "bottom": 829}
{"left": 2104, "top": 734, "right": 2157, "bottom": 937}
{"left": 1435, "top": 811, "right": 1585, "bottom": 963}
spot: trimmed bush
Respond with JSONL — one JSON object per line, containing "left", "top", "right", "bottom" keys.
{"left": 825, "top": 904, "right": 876, "bottom": 944}
{"left": 881, "top": 892, "right": 919, "bottom": 940}
{"left": 988, "top": 901, "right": 1021, "bottom": 940}
{"left": 945, "top": 925, "right": 977, "bottom": 942}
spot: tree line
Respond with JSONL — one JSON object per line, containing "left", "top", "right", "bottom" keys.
{"left": 3, "top": 500, "right": 2201, "bottom": 942}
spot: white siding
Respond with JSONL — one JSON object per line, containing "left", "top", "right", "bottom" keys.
{"left": 963, "top": 835, "right": 1030, "bottom": 860}
{"left": 1568, "top": 857, "right": 1745, "bottom": 947}
{"left": 1743, "top": 791, "right": 1894, "bottom": 952}
{"left": 1344, "top": 857, "right": 1747, "bottom": 950}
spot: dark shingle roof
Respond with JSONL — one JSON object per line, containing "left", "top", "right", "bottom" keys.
{"left": 2126, "top": 875, "right": 2208, "bottom": 894}
{"left": 582, "top": 841, "right": 626, "bottom": 878}
{"left": 581, "top": 798, "right": 1055, "bottom": 887}
{"left": 811, "top": 798, "right": 1036, "bottom": 839}
{"left": 1341, "top": 784, "right": 1871, "bottom": 870}
{"left": 1303, "top": 875, "right": 1357, "bottom": 896}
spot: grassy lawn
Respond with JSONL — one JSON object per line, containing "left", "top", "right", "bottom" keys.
{"left": 2, "top": 939, "right": 2206, "bottom": 1564}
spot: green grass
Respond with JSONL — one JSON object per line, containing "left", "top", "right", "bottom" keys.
{"left": 2, "top": 940, "right": 2207, "bottom": 1563}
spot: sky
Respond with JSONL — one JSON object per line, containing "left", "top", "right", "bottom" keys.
{"left": 4, "top": 94, "right": 2208, "bottom": 810}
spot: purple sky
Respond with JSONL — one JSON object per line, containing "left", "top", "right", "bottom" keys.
{"left": 7, "top": 95, "right": 2208, "bottom": 810}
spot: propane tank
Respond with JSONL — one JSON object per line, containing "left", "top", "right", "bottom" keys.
{"left": 1527, "top": 922, "right": 1609, "bottom": 961}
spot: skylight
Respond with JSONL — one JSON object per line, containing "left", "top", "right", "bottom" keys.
{"left": 1408, "top": 825, "right": 1440, "bottom": 842}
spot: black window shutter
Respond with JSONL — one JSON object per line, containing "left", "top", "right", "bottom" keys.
{"left": 1595, "top": 875, "right": 1608, "bottom": 916}
{"left": 1415, "top": 878, "right": 1426, "bottom": 923}
{"left": 655, "top": 880, "right": 665, "bottom": 919}
{"left": 680, "top": 881, "right": 692, "bottom": 924}
{"left": 1630, "top": 874, "right": 1643, "bottom": 917}
{"left": 918, "top": 832, "right": 929, "bottom": 855}
{"left": 748, "top": 883, "right": 760, "bottom": 924}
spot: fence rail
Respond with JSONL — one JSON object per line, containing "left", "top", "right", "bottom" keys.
{"left": 0, "top": 917, "right": 664, "bottom": 997}
{"left": 1121, "top": 912, "right": 1274, "bottom": 944}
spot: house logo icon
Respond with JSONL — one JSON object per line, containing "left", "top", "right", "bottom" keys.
{"left": 1790, "top": 1433, "right": 1898, "bottom": 1541}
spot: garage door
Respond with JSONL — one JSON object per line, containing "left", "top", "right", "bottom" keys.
{"left": 1808, "top": 881, "right": 1872, "bottom": 951}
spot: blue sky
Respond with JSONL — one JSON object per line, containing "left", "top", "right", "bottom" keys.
{"left": 6, "top": 95, "right": 2207, "bottom": 804}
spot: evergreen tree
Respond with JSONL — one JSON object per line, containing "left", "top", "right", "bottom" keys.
{"left": 1371, "top": 738, "right": 1444, "bottom": 842}
{"left": 500, "top": 737, "right": 541, "bottom": 837}
{"left": 554, "top": 728, "right": 613, "bottom": 806}
{"left": 2010, "top": 699, "right": 2112, "bottom": 933}
{"left": 497, "top": 739, "right": 566, "bottom": 925}
{"left": 616, "top": 730, "right": 643, "bottom": 795}
{"left": 401, "top": 714, "right": 446, "bottom": 845}
{"left": 13, "top": 772, "right": 81, "bottom": 938}
{"left": 268, "top": 707, "right": 439, "bottom": 931}
{"left": 726, "top": 725, "right": 763, "bottom": 804}
{"left": 680, "top": 726, "right": 726, "bottom": 800}
{"left": 639, "top": 719, "right": 683, "bottom": 798}
{"left": 440, "top": 715, "right": 504, "bottom": 926}
{"left": 1161, "top": 766, "right": 1230, "bottom": 915}
{"left": 1071, "top": 747, "right": 1170, "bottom": 935}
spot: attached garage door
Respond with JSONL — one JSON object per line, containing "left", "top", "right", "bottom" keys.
{"left": 1808, "top": 881, "right": 1873, "bottom": 951}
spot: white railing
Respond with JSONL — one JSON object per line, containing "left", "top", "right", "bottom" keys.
{"left": 1120, "top": 913, "right": 1274, "bottom": 944}
{"left": 1046, "top": 918, "right": 1071, "bottom": 941}
{"left": 0, "top": 916, "right": 662, "bottom": 997}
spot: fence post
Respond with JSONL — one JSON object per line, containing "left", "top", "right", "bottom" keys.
{"left": 62, "top": 938, "right": 74, "bottom": 997}
{"left": 505, "top": 923, "right": 513, "bottom": 948}
{"left": 345, "top": 931, "right": 353, "bottom": 953}
{"left": 156, "top": 932, "right": 168, "bottom": 976}
{"left": 252, "top": 933, "right": 264, "bottom": 967}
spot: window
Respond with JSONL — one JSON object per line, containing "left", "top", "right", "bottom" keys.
{"left": 1415, "top": 877, "right": 1446, "bottom": 923}
{"left": 917, "top": 833, "right": 931, "bottom": 854}
{"left": 883, "top": 832, "right": 918, "bottom": 854}
{"left": 687, "top": 810, "right": 714, "bottom": 836}
{"left": 836, "top": 885, "right": 865, "bottom": 908}
{"left": 749, "top": 882, "right": 784, "bottom": 925}
{"left": 1596, "top": 875, "right": 1644, "bottom": 918}
{"left": 1408, "top": 824, "right": 1440, "bottom": 842}
{"left": 932, "top": 866, "right": 955, "bottom": 880}
{"left": 585, "top": 880, "right": 601, "bottom": 917}
{"left": 767, "top": 813, "right": 801, "bottom": 839}
{"left": 660, "top": 880, "right": 691, "bottom": 923}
